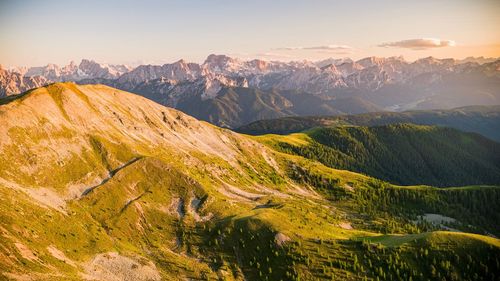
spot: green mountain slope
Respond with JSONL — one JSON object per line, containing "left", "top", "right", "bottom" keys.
{"left": 0, "top": 83, "right": 499, "bottom": 281}
{"left": 259, "top": 124, "right": 500, "bottom": 187}
{"left": 237, "top": 105, "right": 500, "bottom": 141}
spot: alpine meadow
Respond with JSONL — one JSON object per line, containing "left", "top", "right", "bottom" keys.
{"left": 0, "top": 1, "right": 499, "bottom": 280}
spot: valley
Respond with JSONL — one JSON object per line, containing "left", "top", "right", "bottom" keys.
{"left": 2, "top": 0, "right": 499, "bottom": 279}
{"left": 0, "top": 83, "right": 498, "bottom": 280}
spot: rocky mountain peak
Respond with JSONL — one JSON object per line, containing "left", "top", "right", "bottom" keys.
{"left": 356, "top": 56, "right": 387, "bottom": 68}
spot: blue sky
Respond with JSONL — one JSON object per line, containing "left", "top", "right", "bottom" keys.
{"left": 1, "top": 0, "right": 499, "bottom": 66}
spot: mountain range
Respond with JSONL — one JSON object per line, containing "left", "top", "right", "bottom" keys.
{"left": 1, "top": 55, "right": 499, "bottom": 128}
{"left": 0, "top": 82, "right": 499, "bottom": 280}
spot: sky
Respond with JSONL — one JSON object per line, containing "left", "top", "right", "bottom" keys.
{"left": 0, "top": 0, "right": 499, "bottom": 67}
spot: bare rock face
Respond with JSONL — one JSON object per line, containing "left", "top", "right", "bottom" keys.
{"left": 0, "top": 67, "right": 50, "bottom": 97}
{"left": 274, "top": 232, "right": 291, "bottom": 247}
{"left": 24, "top": 59, "right": 131, "bottom": 82}
{"left": 78, "top": 59, "right": 132, "bottom": 80}
{"left": 84, "top": 252, "right": 161, "bottom": 281}
{"left": 0, "top": 59, "right": 134, "bottom": 98}
{"left": 117, "top": 59, "right": 201, "bottom": 84}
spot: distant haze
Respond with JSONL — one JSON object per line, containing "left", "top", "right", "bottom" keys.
{"left": 0, "top": 0, "right": 499, "bottom": 67}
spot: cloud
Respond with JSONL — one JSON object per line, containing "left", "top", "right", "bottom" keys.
{"left": 378, "top": 38, "right": 456, "bottom": 50}
{"left": 275, "top": 44, "right": 353, "bottom": 53}
{"left": 255, "top": 52, "right": 293, "bottom": 58}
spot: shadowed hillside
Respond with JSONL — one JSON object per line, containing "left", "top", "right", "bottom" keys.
{"left": 258, "top": 124, "right": 500, "bottom": 187}
{"left": 237, "top": 105, "right": 500, "bottom": 142}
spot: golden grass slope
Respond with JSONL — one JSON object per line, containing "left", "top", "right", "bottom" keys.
{"left": 0, "top": 82, "right": 498, "bottom": 280}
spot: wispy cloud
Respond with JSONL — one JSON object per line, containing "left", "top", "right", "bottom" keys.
{"left": 255, "top": 52, "right": 293, "bottom": 58}
{"left": 275, "top": 44, "right": 353, "bottom": 52}
{"left": 378, "top": 38, "right": 456, "bottom": 50}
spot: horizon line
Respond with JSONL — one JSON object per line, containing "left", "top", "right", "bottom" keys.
{"left": 3, "top": 54, "right": 499, "bottom": 70}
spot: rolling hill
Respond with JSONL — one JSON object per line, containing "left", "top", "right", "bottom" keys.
{"left": 237, "top": 105, "right": 500, "bottom": 141}
{"left": 0, "top": 83, "right": 499, "bottom": 280}
{"left": 258, "top": 124, "right": 500, "bottom": 187}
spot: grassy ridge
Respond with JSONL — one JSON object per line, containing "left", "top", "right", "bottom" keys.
{"left": 263, "top": 124, "right": 500, "bottom": 187}
{"left": 237, "top": 105, "right": 500, "bottom": 142}
{"left": 1, "top": 83, "right": 499, "bottom": 280}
